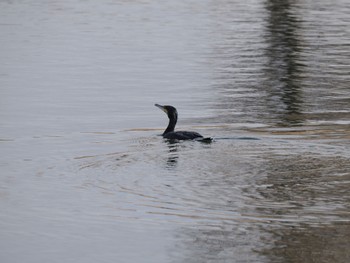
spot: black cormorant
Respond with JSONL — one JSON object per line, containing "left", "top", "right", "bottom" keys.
{"left": 155, "top": 104, "right": 211, "bottom": 141}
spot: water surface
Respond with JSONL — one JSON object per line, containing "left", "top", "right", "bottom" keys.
{"left": 1, "top": 0, "right": 349, "bottom": 262}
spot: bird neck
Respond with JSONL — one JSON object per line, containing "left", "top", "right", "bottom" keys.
{"left": 163, "top": 117, "right": 177, "bottom": 135}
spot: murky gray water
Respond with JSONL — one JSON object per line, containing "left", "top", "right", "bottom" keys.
{"left": 1, "top": 0, "right": 349, "bottom": 262}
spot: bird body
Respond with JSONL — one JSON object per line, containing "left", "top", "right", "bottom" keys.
{"left": 163, "top": 130, "right": 203, "bottom": 140}
{"left": 155, "top": 104, "right": 211, "bottom": 141}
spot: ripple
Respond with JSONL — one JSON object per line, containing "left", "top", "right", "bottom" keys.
{"left": 72, "top": 132, "right": 350, "bottom": 228}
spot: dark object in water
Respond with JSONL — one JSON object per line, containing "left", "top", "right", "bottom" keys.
{"left": 155, "top": 104, "right": 212, "bottom": 142}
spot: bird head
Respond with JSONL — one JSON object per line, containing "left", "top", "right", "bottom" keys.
{"left": 155, "top": 104, "right": 178, "bottom": 121}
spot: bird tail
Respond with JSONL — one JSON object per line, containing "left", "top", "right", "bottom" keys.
{"left": 196, "top": 137, "right": 213, "bottom": 143}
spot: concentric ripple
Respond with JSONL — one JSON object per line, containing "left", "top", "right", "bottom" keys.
{"left": 73, "top": 130, "right": 350, "bottom": 227}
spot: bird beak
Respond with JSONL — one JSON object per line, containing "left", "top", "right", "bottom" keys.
{"left": 155, "top": 104, "right": 167, "bottom": 113}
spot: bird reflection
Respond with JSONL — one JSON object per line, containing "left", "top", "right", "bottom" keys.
{"left": 165, "top": 141, "right": 179, "bottom": 169}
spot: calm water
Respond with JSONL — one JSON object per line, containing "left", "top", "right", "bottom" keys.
{"left": 1, "top": 0, "right": 350, "bottom": 262}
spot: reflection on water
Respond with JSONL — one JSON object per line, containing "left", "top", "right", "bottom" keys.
{"left": 165, "top": 142, "right": 180, "bottom": 169}
{"left": 262, "top": 223, "right": 350, "bottom": 263}
{"left": 264, "top": 0, "right": 304, "bottom": 125}
{"left": 206, "top": 0, "right": 350, "bottom": 129}
{"left": 257, "top": 153, "right": 350, "bottom": 262}
{"left": 73, "top": 136, "right": 349, "bottom": 262}
{"left": 1, "top": 0, "right": 350, "bottom": 262}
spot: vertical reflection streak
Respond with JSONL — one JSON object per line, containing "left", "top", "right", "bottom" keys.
{"left": 263, "top": 0, "right": 305, "bottom": 125}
